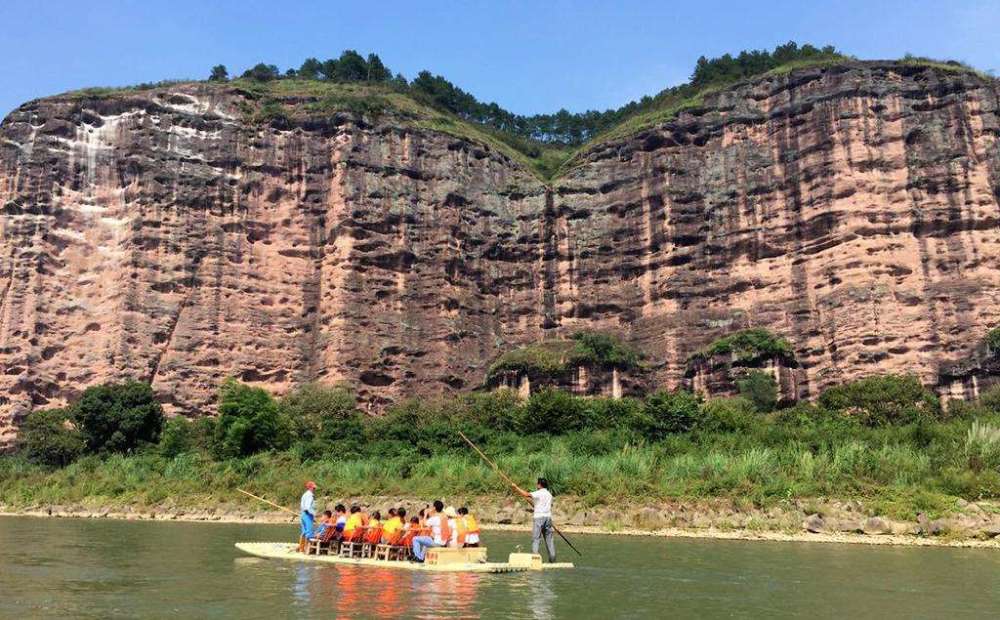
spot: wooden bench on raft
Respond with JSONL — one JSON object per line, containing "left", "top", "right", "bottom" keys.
{"left": 307, "top": 525, "right": 341, "bottom": 556}
{"left": 374, "top": 529, "right": 416, "bottom": 561}
{"left": 337, "top": 527, "right": 367, "bottom": 558}
{"left": 360, "top": 524, "right": 383, "bottom": 559}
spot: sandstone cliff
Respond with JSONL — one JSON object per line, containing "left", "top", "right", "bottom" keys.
{"left": 1, "top": 61, "right": 998, "bottom": 442}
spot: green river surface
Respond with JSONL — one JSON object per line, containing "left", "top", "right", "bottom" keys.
{"left": 2, "top": 515, "right": 999, "bottom": 619}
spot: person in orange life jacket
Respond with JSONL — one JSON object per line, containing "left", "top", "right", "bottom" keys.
{"left": 382, "top": 508, "right": 405, "bottom": 544}
{"left": 344, "top": 505, "right": 363, "bottom": 538}
{"left": 362, "top": 511, "right": 381, "bottom": 544}
{"left": 406, "top": 515, "right": 420, "bottom": 534}
{"left": 399, "top": 516, "right": 421, "bottom": 548}
{"left": 457, "top": 507, "right": 480, "bottom": 547}
{"left": 411, "top": 500, "right": 449, "bottom": 562}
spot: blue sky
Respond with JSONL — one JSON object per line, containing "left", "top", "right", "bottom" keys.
{"left": 1, "top": 0, "right": 998, "bottom": 119}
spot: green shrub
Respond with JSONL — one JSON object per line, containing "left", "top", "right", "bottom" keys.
{"left": 213, "top": 379, "right": 290, "bottom": 458}
{"left": 946, "top": 399, "right": 991, "bottom": 420}
{"left": 639, "top": 390, "right": 702, "bottom": 438}
{"left": 487, "top": 332, "right": 640, "bottom": 383}
{"left": 818, "top": 374, "right": 941, "bottom": 426}
{"left": 17, "top": 409, "right": 84, "bottom": 467}
{"left": 462, "top": 390, "right": 523, "bottom": 432}
{"left": 158, "top": 417, "right": 195, "bottom": 458}
{"left": 73, "top": 381, "right": 164, "bottom": 454}
{"left": 486, "top": 341, "right": 573, "bottom": 381}
{"left": 692, "top": 328, "right": 794, "bottom": 364}
{"left": 966, "top": 421, "right": 1000, "bottom": 472}
{"left": 569, "top": 331, "right": 640, "bottom": 370}
{"left": 737, "top": 370, "right": 778, "bottom": 412}
{"left": 985, "top": 328, "right": 1000, "bottom": 351}
{"left": 699, "top": 397, "right": 759, "bottom": 434}
{"left": 519, "top": 388, "right": 588, "bottom": 434}
{"left": 980, "top": 386, "right": 1000, "bottom": 414}
{"left": 587, "top": 397, "right": 644, "bottom": 430}
{"left": 280, "top": 383, "right": 359, "bottom": 441}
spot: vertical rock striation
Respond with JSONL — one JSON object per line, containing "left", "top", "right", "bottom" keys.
{"left": 552, "top": 62, "right": 1000, "bottom": 400}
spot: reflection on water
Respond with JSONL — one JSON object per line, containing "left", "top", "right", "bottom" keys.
{"left": 3, "top": 516, "right": 1000, "bottom": 619}
{"left": 289, "top": 560, "right": 486, "bottom": 619}
{"left": 527, "top": 575, "right": 555, "bottom": 620}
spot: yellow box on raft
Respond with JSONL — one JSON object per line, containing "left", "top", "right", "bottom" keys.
{"left": 508, "top": 553, "right": 543, "bottom": 569}
{"left": 425, "top": 547, "right": 488, "bottom": 566}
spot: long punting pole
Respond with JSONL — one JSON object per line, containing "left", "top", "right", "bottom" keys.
{"left": 458, "top": 431, "right": 582, "bottom": 557}
{"left": 237, "top": 488, "right": 298, "bottom": 516}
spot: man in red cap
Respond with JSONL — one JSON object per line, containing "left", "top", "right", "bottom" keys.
{"left": 298, "top": 481, "right": 317, "bottom": 553}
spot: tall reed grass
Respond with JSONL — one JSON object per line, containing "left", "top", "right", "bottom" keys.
{"left": 4, "top": 414, "right": 1000, "bottom": 518}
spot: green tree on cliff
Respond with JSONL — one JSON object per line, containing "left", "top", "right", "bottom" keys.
{"left": 297, "top": 57, "right": 323, "bottom": 80}
{"left": 208, "top": 64, "right": 229, "bottom": 82}
{"left": 241, "top": 63, "right": 280, "bottom": 81}
{"left": 366, "top": 53, "right": 392, "bottom": 82}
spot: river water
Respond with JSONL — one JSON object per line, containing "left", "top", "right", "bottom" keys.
{"left": 2, "top": 516, "right": 998, "bottom": 618}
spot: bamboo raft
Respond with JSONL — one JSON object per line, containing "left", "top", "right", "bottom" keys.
{"left": 235, "top": 542, "right": 574, "bottom": 573}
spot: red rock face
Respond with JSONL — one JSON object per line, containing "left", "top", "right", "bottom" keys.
{"left": 1, "top": 62, "right": 998, "bottom": 443}
{"left": 551, "top": 63, "right": 1000, "bottom": 401}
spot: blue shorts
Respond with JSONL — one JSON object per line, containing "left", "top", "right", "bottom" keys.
{"left": 301, "top": 511, "right": 314, "bottom": 538}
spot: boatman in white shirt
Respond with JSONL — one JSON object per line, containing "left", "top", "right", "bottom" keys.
{"left": 298, "top": 481, "right": 317, "bottom": 553}
{"left": 513, "top": 477, "right": 556, "bottom": 563}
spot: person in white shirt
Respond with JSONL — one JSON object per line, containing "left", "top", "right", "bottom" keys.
{"left": 298, "top": 481, "right": 317, "bottom": 553}
{"left": 514, "top": 477, "right": 556, "bottom": 562}
{"left": 411, "top": 500, "right": 447, "bottom": 562}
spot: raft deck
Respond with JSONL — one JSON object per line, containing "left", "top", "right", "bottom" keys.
{"left": 235, "top": 542, "right": 574, "bottom": 573}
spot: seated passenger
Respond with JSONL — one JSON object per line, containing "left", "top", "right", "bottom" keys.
{"left": 331, "top": 504, "right": 348, "bottom": 536}
{"left": 382, "top": 508, "right": 404, "bottom": 544}
{"left": 399, "top": 516, "right": 421, "bottom": 547}
{"left": 365, "top": 511, "right": 383, "bottom": 544}
{"left": 458, "top": 507, "right": 480, "bottom": 547}
{"left": 343, "top": 505, "right": 363, "bottom": 539}
{"left": 412, "top": 500, "right": 449, "bottom": 562}
{"left": 312, "top": 510, "right": 334, "bottom": 538}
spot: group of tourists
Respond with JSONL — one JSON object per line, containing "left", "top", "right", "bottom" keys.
{"left": 297, "top": 476, "right": 558, "bottom": 563}
{"left": 297, "top": 482, "right": 483, "bottom": 562}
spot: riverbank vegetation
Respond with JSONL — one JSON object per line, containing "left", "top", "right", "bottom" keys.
{"left": 4, "top": 372, "right": 1000, "bottom": 521}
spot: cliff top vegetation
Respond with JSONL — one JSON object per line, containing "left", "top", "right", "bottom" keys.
{"left": 49, "top": 43, "right": 992, "bottom": 181}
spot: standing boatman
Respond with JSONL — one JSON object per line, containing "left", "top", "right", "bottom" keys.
{"left": 298, "top": 481, "right": 317, "bottom": 553}
{"left": 513, "top": 477, "right": 556, "bottom": 563}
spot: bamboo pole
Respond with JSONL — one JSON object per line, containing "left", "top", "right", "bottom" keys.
{"left": 237, "top": 488, "right": 297, "bottom": 516}
{"left": 458, "top": 431, "right": 582, "bottom": 557}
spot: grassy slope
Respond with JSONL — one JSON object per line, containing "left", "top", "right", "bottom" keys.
{"left": 55, "top": 57, "right": 990, "bottom": 184}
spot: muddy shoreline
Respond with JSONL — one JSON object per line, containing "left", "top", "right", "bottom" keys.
{"left": 4, "top": 496, "right": 1000, "bottom": 549}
